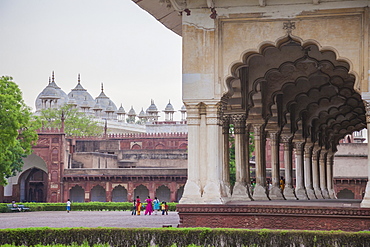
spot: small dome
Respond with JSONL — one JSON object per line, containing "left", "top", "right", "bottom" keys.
{"left": 92, "top": 100, "right": 103, "bottom": 111}
{"left": 146, "top": 99, "right": 159, "bottom": 114}
{"left": 127, "top": 106, "right": 136, "bottom": 116}
{"left": 35, "top": 72, "right": 68, "bottom": 111}
{"left": 105, "top": 102, "right": 115, "bottom": 113}
{"left": 164, "top": 100, "right": 175, "bottom": 112}
{"left": 95, "top": 83, "right": 117, "bottom": 116}
{"left": 139, "top": 108, "right": 146, "bottom": 117}
{"left": 68, "top": 74, "right": 95, "bottom": 109}
{"left": 39, "top": 84, "right": 59, "bottom": 100}
{"left": 117, "top": 104, "right": 126, "bottom": 114}
{"left": 180, "top": 104, "right": 186, "bottom": 112}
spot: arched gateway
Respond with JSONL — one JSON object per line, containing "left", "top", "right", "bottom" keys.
{"left": 134, "top": 0, "right": 370, "bottom": 230}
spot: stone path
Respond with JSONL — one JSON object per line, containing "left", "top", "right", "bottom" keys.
{"left": 0, "top": 211, "right": 180, "bottom": 229}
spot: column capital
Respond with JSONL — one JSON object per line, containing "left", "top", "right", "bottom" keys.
{"left": 231, "top": 114, "right": 247, "bottom": 134}
{"left": 319, "top": 149, "right": 328, "bottom": 161}
{"left": 252, "top": 123, "right": 265, "bottom": 140}
{"left": 221, "top": 115, "right": 230, "bottom": 134}
{"left": 294, "top": 141, "right": 305, "bottom": 155}
{"left": 280, "top": 134, "right": 293, "bottom": 144}
{"left": 304, "top": 141, "right": 314, "bottom": 157}
{"left": 269, "top": 131, "right": 280, "bottom": 143}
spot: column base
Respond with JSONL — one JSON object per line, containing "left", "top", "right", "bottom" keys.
{"left": 253, "top": 184, "right": 270, "bottom": 200}
{"left": 295, "top": 187, "right": 309, "bottom": 200}
{"left": 268, "top": 186, "right": 285, "bottom": 200}
{"left": 231, "top": 182, "right": 253, "bottom": 201}
{"left": 361, "top": 182, "right": 370, "bottom": 207}
{"left": 179, "top": 180, "right": 203, "bottom": 204}
{"left": 305, "top": 187, "right": 317, "bottom": 200}
{"left": 202, "top": 181, "right": 226, "bottom": 204}
{"left": 283, "top": 186, "right": 297, "bottom": 200}
{"left": 220, "top": 181, "right": 232, "bottom": 198}
{"left": 314, "top": 188, "right": 324, "bottom": 199}
{"left": 321, "top": 188, "right": 330, "bottom": 199}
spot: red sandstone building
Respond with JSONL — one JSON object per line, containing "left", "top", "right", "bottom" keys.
{"left": 0, "top": 128, "right": 187, "bottom": 203}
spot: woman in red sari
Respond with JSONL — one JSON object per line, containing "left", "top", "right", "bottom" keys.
{"left": 144, "top": 196, "right": 153, "bottom": 215}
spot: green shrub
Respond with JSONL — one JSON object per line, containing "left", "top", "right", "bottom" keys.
{"left": 0, "top": 227, "right": 369, "bottom": 247}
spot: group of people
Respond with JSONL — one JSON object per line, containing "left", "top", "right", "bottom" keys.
{"left": 131, "top": 196, "right": 169, "bottom": 216}
{"left": 250, "top": 176, "right": 286, "bottom": 192}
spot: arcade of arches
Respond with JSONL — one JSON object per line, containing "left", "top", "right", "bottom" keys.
{"left": 181, "top": 37, "right": 367, "bottom": 204}
{"left": 68, "top": 183, "right": 183, "bottom": 202}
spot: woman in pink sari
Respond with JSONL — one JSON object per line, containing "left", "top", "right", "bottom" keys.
{"left": 144, "top": 196, "right": 153, "bottom": 215}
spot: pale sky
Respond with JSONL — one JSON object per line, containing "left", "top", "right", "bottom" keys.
{"left": 0, "top": 0, "right": 183, "bottom": 120}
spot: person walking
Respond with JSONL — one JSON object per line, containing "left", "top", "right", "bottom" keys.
{"left": 131, "top": 200, "right": 136, "bottom": 215}
{"left": 135, "top": 196, "right": 142, "bottom": 215}
{"left": 153, "top": 197, "right": 160, "bottom": 215}
{"left": 144, "top": 196, "right": 153, "bottom": 215}
{"left": 66, "top": 199, "right": 71, "bottom": 213}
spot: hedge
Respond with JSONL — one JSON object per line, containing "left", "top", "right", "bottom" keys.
{"left": 0, "top": 202, "right": 177, "bottom": 213}
{"left": 0, "top": 227, "right": 369, "bottom": 247}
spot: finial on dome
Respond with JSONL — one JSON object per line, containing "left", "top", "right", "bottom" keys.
{"left": 78, "top": 74, "right": 81, "bottom": 84}
{"left": 48, "top": 77, "right": 51, "bottom": 85}
{"left": 52, "top": 71, "right": 55, "bottom": 82}
{"left": 101, "top": 83, "right": 104, "bottom": 92}
{"left": 151, "top": 99, "right": 154, "bottom": 104}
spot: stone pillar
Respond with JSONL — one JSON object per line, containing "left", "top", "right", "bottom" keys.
{"left": 361, "top": 100, "right": 370, "bottom": 207}
{"left": 312, "top": 144, "right": 323, "bottom": 199}
{"left": 304, "top": 142, "right": 316, "bottom": 199}
{"left": 319, "top": 150, "right": 330, "bottom": 199}
{"left": 221, "top": 115, "right": 231, "bottom": 198}
{"left": 268, "top": 131, "right": 284, "bottom": 200}
{"left": 294, "top": 141, "right": 308, "bottom": 200}
{"left": 252, "top": 123, "right": 269, "bottom": 200}
{"left": 202, "top": 103, "right": 225, "bottom": 203}
{"left": 326, "top": 151, "right": 336, "bottom": 199}
{"left": 179, "top": 104, "right": 202, "bottom": 203}
{"left": 245, "top": 124, "right": 253, "bottom": 197}
{"left": 281, "top": 134, "right": 297, "bottom": 200}
{"left": 231, "top": 114, "right": 252, "bottom": 200}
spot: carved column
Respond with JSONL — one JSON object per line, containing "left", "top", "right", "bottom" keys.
{"left": 319, "top": 150, "right": 330, "bottom": 199}
{"left": 221, "top": 115, "right": 231, "bottom": 198}
{"left": 281, "top": 134, "right": 297, "bottom": 200}
{"left": 294, "top": 141, "right": 308, "bottom": 200}
{"left": 179, "top": 104, "right": 202, "bottom": 203}
{"left": 361, "top": 100, "right": 370, "bottom": 207}
{"left": 252, "top": 123, "right": 269, "bottom": 200}
{"left": 231, "top": 114, "right": 252, "bottom": 200}
{"left": 269, "top": 131, "right": 284, "bottom": 200}
{"left": 202, "top": 103, "right": 225, "bottom": 203}
{"left": 312, "top": 144, "right": 323, "bottom": 199}
{"left": 326, "top": 151, "right": 336, "bottom": 199}
{"left": 304, "top": 142, "right": 316, "bottom": 199}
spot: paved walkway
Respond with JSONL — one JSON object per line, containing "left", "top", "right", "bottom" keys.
{"left": 0, "top": 211, "right": 180, "bottom": 229}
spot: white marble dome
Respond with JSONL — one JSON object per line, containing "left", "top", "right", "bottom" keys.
{"left": 67, "top": 75, "right": 95, "bottom": 110}
{"left": 35, "top": 73, "right": 69, "bottom": 111}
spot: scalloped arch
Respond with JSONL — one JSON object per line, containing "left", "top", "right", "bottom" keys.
{"left": 224, "top": 34, "right": 360, "bottom": 97}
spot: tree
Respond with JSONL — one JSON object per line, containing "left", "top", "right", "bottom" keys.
{"left": 0, "top": 76, "right": 40, "bottom": 185}
{"left": 38, "top": 104, "right": 103, "bottom": 136}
